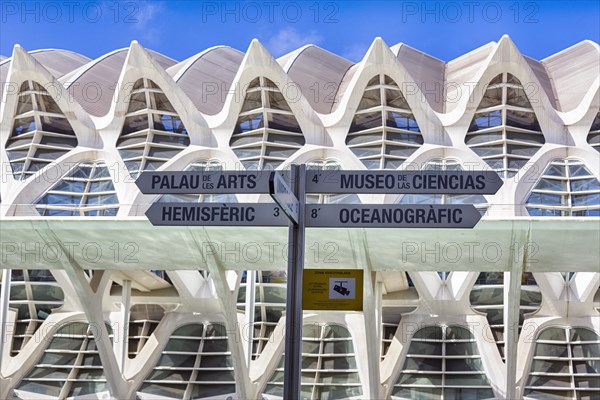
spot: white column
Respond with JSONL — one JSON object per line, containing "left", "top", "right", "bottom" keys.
{"left": 117, "top": 279, "right": 131, "bottom": 372}
{"left": 0, "top": 269, "right": 11, "bottom": 366}
{"left": 244, "top": 270, "right": 256, "bottom": 367}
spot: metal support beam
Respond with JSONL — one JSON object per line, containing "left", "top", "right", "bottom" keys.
{"left": 283, "top": 164, "right": 306, "bottom": 400}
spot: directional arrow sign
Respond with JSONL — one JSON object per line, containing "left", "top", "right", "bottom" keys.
{"left": 269, "top": 171, "right": 299, "bottom": 224}
{"left": 135, "top": 171, "right": 272, "bottom": 194}
{"left": 306, "top": 170, "right": 502, "bottom": 194}
{"left": 305, "top": 204, "right": 483, "bottom": 228}
{"left": 145, "top": 203, "right": 288, "bottom": 226}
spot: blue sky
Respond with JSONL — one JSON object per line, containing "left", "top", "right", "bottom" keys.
{"left": 1, "top": 1, "right": 599, "bottom": 62}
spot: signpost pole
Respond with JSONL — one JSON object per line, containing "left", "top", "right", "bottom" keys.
{"left": 283, "top": 164, "right": 306, "bottom": 400}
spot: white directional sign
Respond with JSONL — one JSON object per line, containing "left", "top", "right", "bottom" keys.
{"left": 135, "top": 171, "right": 271, "bottom": 194}
{"left": 305, "top": 204, "right": 483, "bottom": 228}
{"left": 306, "top": 170, "right": 502, "bottom": 194}
{"left": 269, "top": 171, "right": 299, "bottom": 224}
{"left": 145, "top": 203, "right": 288, "bottom": 226}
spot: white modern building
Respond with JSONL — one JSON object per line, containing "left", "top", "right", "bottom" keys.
{"left": 0, "top": 36, "right": 599, "bottom": 400}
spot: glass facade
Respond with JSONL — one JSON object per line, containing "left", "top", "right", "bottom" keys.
{"left": 6, "top": 269, "right": 64, "bottom": 356}
{"left": 117, "top": 78, "right": 189, "bottom": 178}
{"left": 16, "top": 322, "right": 112, "bottom": 398}
{"left": 229, "top": 77, "right": 305, "bottom": 170}
{"left": 6, "top": 81, "right": 78, "bottom": 180}
{"left": 138, "top": 323, "right": 236, "bottom": 399}
{"left": 35, "top": 161, "right": 119, "bottom": 216}
{"left": 524, "top": 327, "right": 600, "bottom": 399}
{"left": 391, "top": 325, "right": 495, "bottom": 400}
{"left": 526, "top": 158, "right": 600, "bottom": 216}
{"left": 263, "top": 324, "right": 363, "bottom": 399}
{"left": 346, "top": 75, "right": 423, "bottom": 169}
{"left": 466, "top": 73, "right": 545, "bottom": 178}
{"left": 470, "top": 272, "right": 541, "bottom": 360}
{"left": 237, "top": 271, "right": 287, "bottom": 360}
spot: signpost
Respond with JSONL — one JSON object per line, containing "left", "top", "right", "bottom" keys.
{"left": 305, "top": 204, "right": 482, "bottom": 228}
{"left": 135, "top": 170, "right": 271, "bottom": 194}
{"left": 269, "top": 171, "right": 299, "bottom": 224}
{"left": 145, "top": 203, "right": 288, "bottom": 226}
{"left": 306, "top": 170, "right": 502, "bottom": 194}
{"left": 137, "top": 166, "right": 502, "bottom": 400}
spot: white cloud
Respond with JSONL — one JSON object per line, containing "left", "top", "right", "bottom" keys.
{"left": 266, "top": 27, "right": 323, "bottom": 57}
{"left": 130, "top": 1, "right": 164, "bottom": 44}
{"left": 342, "top": 43, "right": 369, "bottom": 62}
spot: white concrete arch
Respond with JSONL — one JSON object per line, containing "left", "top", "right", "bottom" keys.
{"left": 323, "top": 37, "right": 446, "bottom": 148}
{"left": 206, "top": 39, "right": 330, "bottom": 148}
{"left": 0, "top": 45, "right": 100, "bottom": 201}
{"left": 98, "top": 41, "right": 212, "bottom": 148}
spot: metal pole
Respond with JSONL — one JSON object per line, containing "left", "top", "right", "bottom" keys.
{"left": 283, "top": 164, "right": 305, "bottom": 400}
{"left": 0, "top": 269, "right": 12, "bottom": 361}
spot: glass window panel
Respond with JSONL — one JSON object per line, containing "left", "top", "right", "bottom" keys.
{"left": 479, "top": 87, "right": 502, "bottom": 108}
{"left": 387, "top": 111, "right": 420, "bottom": 132}
{"left": 385, "top": 88, "right": 409, "bottom": 109}
{"left": 446, "top": 357, "right": 484, "bottom": 371}
{"left": 151, "top": 92, "right": 175, "bottom": 112}
{"left": 267, "top": 113, "right": 302, "bottom": 133}
{"left": 569, "top": 164, "right": 593, "bottom": 177}
{"left": 571, "top": 328, "right": 600, "bottom": 341}
{"left": 122, "top": 114, "right": 149, "bottom": 134}
{"left": 241, "top": 90, "right": 262, "bottom": 112}
{"left": 506, "top": 131, "right": 545, "bottom": 144}
{"left": 189, "top": 383, "right": 236, "bottom": 398}
{"left": 12, "top": 117, "right": 36, "bottom": 135}
{"left": 572, "top": 193, "right": 600, "bottom": 207}
{"left": 147, "top": 147, "right": 184, "bottom": 159}
{"left": 385, "top": 145, "right": 419, "bottom": 157}
{"left": 506, "top": 110, "right": 540, "bottom": 131}
{"left": 17, "top": 381, "right": 63, "bottom": 397}
{"left": 16, "top": 94, "right": 33, "bottom": 114}
{"left": 31, "top": 285, "right": 64, "bottom": 301}
{"left": 358, "top": 88, "right": 381, "bottom": 110}
{"left": 465, "top": 131, "right": 503, "bottom": 145}
{"left": 350, "top": 111, "right": 382, "bottom": 132}
{"left": 384, "top": 158, "right": 404, "bottom": 169}
{"left": 88, "top": 180, "right": 115, "bottom": 193}
{"left": 235, "top": 113, "right": 263, "bottom": 133}
{"left": 346, "top": 132, "right": 383, "bottom": 145}
{"left": 199, "top": 355, "right": 232, "bottom": 368}
{"left": 351, "top": 146, "right": 381, "bottom": 157}
{"left": 40, "top": 116, "right": 74, "bottom": 135}
{"left": 85, "top": 194, "right": 118, "bottom": 206}
{"left": 202, "top": 339, "right": 229, "bottom": 352}
{"left": 535, "top": 178, "right": 568, "bottom": 191}
{"left": 507, "top": 144, "right": 540, "bottom": 157}
{"left": 527, "top": 375, "right": 572, "bottom": 387}
{"left": 444, "top": 388, "right": 494, "bottom": 400}
{"left": 152, "top": 133, "right": 189, "bottom": 146}
{"left": 570, "top": 178, "right": 600, "bottom": 192}
{"left": 392, "top": 387, "right": 442, "bottom": 399}
{"left": 445, "top": 374, "right": 490, "bottom": 386}
{"left": 127, "top": 92, "right": 147, "bottom": 113}
{"left": 164, "top": 338, "right": 200, "bottom": 352}
{"left": 571, "top": 343, "right": 600, "bottom": 358}
{"left": 445, "top": 342, "right": 478, "bottom": 356}
{"left": 39, "top": 135, "right": 77, "bottom": 148}
{"left": 36, "top": 94, "right": 63, "bottom": 114}
{"left": 33, "top": 148, "right": 68, "bottom": 160}
{"left": 407, "top": 341, "right": 443, "bottom": 355}
{"left": 233, "top": 147, "right": 262, "bottom": 159}
{"left": 536, "top": 343, "right": 569, "bottom": 357}
{"left": 153, "top": 114, "right": 186, "bottom": 134}
{"left": 538, "top": 328, "right": 567, "bottom": 341}
{"left": 398, "top": 373, "right": 443, "bottom": 386}
{"left": 267, "top": 133, "right": 305, "bottom": 146}
{"left": 506, "top": 87, "right": 532, "bottom": 108}
{"left": 264, "top": 146, "right": 299, "bottom": 158}
{"left": 573, "top": 360, "right": 600, "bottom": 374}
{"left": 156, "top": 354, "right": 197, "bottom": 368}
{"left": 387, "top": 132, "right": 423, "bottom": 144}
{"left": 469, "top": 110, "right": 502, "bottom": 131}
{"left": 139, "top": 383, "right": 187, "bottom": 398}
{"left": 472, "top": 145, "right": 504, "bottom": 157}
{"left": 266, "top": 90, "right": 291, "bottom": 111}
